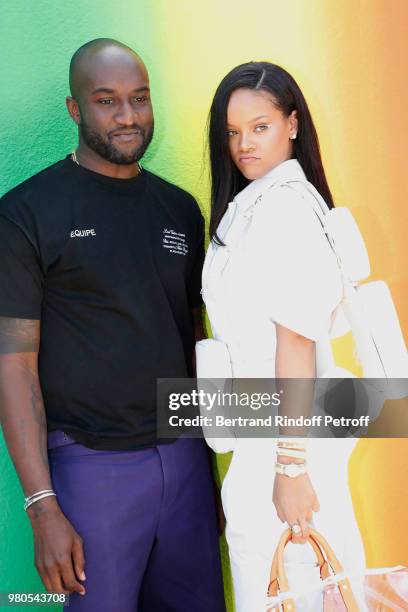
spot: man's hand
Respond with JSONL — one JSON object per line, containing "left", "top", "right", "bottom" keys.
{"left": 0, "top": 317, "right": 86, "bottom": 596}
{"left": 28, "top": 498, "right": 86, "bottom": 596}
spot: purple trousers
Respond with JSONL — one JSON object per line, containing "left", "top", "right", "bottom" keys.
{"left": 48, "top": 432, "right": 226, "bottom": 612}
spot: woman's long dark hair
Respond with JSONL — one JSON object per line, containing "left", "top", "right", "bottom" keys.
{"left": 208, "top": 62, "right": 334, "bottom": 244}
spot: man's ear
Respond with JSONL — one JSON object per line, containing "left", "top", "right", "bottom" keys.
{"left": 66, "top": 96, "right": 81, "bottom": 126}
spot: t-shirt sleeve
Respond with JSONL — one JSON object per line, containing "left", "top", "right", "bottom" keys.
{"left": 253, "top": 185, "right": 342, "bottom": 341}
{"left": 187, "top": 211, "right": 205, "bottom": 309}
{"left": 0, "top": 215, "right": 44, "bottom": 319}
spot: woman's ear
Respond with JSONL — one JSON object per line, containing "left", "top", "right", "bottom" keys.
{"left": 289, "top": 110, "right": 298, "bottom": 140}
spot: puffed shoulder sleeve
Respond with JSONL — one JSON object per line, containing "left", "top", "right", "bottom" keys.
{"left": 251, "top": 185, "right": 342, "bottom": 341}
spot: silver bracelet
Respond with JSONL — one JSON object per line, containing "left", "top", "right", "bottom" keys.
{"left": 276, "top": 448, "right": 308, "bottom": 460}
{"left": 24, "top": 490, "right": 56, "bottom": 512}
{"left": 277, "top": 437, "right": 309, "bottom": 448}
{"left": 24, "top": 489, "right": 54, "bottom": 503}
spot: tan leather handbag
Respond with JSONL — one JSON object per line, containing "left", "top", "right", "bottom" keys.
{"left": 266, "top": 527, "right": 360, "bottom": 611}
{"left": 266, "top": 527, "right": 408, "bottom": 611}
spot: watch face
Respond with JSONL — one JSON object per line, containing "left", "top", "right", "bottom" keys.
{"left": 286, "top": 464, "right": 298, "bottom": 477}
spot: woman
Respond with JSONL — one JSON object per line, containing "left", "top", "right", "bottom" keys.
{"left": 197, "top": 62, "right": 367, "bottom": 611}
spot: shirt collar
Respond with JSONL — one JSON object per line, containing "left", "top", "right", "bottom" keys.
{"left": 233, "top": 159, "right": 306, "bottom": 212}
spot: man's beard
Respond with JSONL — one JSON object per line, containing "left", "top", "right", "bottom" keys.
{"left": 80, "top": 120, "right": 154, "bottom": 165}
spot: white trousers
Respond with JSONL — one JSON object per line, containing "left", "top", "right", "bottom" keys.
{"left": 195, "top": 340, "right": 367, "bottom": 610}
{"left": 221, "top": 438, "right": 367, "bottom": 611}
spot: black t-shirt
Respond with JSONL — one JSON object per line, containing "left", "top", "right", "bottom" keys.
{"left": 0, "top": 156, "right": 204, "bottom": 450}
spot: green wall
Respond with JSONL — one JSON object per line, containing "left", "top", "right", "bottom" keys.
{"left": 0, "top": 1, "right": 231, "bottom": 609}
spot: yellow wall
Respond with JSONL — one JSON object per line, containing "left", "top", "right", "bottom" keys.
{"left": 152, "top": 0, "right": 408, "bottom": 568}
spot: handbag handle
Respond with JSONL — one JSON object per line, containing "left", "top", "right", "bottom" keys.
{"left": 269, "top": 531, "right": 330, "bottom": 589}
{"left": 267, "top": 527, "right": 360, "bottom": 611}
{"left": 268, "top": 531, "right": 330, "bottom": 611}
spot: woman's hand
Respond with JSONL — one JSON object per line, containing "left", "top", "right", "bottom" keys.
{"left": 272, "top": 470, "right": 320, "bottom": 544}
{"left": 273, "top": 322, "right": 320, "bottom": 543}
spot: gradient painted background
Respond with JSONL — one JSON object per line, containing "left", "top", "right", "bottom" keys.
{"left": 1, "top": 1, "right": 408, "bottom": 610}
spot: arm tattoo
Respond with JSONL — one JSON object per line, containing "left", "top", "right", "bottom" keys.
{"left": 0, "top": 317, "right": 40, "bottom": 354}
{"left": 0, "top": 319, "right": 50, "bottom": 488}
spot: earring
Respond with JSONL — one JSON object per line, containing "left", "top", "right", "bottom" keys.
{"left": 290, "top": 133, "right": 297, "bottom": 140}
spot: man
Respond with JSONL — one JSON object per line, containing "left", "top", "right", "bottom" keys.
{"left": 0, "top": 38, "right": 226, "bottom": 611}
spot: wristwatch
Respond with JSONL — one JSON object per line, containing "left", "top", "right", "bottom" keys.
{"left": 275, "top": 461, "right": 307, "bottom": 478}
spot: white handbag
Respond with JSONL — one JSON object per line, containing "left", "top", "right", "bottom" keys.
{"left": 281, "top": 179, "right": 408, "bottom": 394}
{"left": 195, "top": 338, "right": 237, "bottom": 453}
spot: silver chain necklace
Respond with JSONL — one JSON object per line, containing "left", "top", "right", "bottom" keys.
{"left": 71, "top": 150, "right": 142, "bottom": 173}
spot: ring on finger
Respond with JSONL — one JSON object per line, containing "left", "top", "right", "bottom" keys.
{"left": 290, "top": 524, "right": 302, "bottom": 535}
